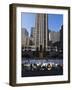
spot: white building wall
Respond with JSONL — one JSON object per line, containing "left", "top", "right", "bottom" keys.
{"left": 49, "top": 31, "right": 60, "bottom": 43}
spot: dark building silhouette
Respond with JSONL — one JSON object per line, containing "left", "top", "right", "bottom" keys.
{"left": 60, "top": 25, "right": 63, "bottom": 49}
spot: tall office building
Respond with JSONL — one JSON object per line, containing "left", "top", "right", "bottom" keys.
{"left": 21, "top": 28, "right": 29, "bottom": 48}
{"left": 35, "top": 14, "right": 48, "bottom": 51}
{"left": 30, "top": 27, "right": 35, "bottom": 38}
{"left": 30, "top": 27, "right": 36, "bottom": 45}
{"left": 60, "top": 25, "right": 63, "bottom": 44}
{"left": 49, "top": 31, "right": 60, "bottom": 43}
{"left": 60, "top": 25, "right": 63, "bottom": 49}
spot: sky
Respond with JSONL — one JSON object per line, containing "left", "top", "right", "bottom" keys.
{"left": 48, "top": 14, "right": 63, "bottom": 32}
{"left": 21, "top": 13, "right": 36, "bottom": 36}
{"left": 21, "top": 12, "right": 63, "bottom": 36}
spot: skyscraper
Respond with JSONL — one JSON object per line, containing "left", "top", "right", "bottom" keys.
{"left": 30, "top": 27, "right": 36, "bottom": 45}
{"left": 21, "top": 28, "right": 29, "bottom": 48}
{"left": 49, "top": 31, "right": 60, "bottom": 43}
{"left": 35, "top": 14, "right": 48, "bottom": 51}
{"left": 60, "top": 25, "right": 63, "bottom": 49}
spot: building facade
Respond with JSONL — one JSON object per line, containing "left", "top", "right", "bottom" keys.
{"left": 60, "top": 25, "right": 63, "bottom": 49}
{"left": 60, "top": 25, "right": 63, "bottom": 44}
{"left": 21, "top": 28, "right": 29, "bottom": 48}
{"left": 35, "top": 14, "right": 48, "bottom": 51}
{"left": 30, "top": 27, "right": 36, "bottom": 45}
{"left": 49, "top": 31, "right": 60, "bottom": 43}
